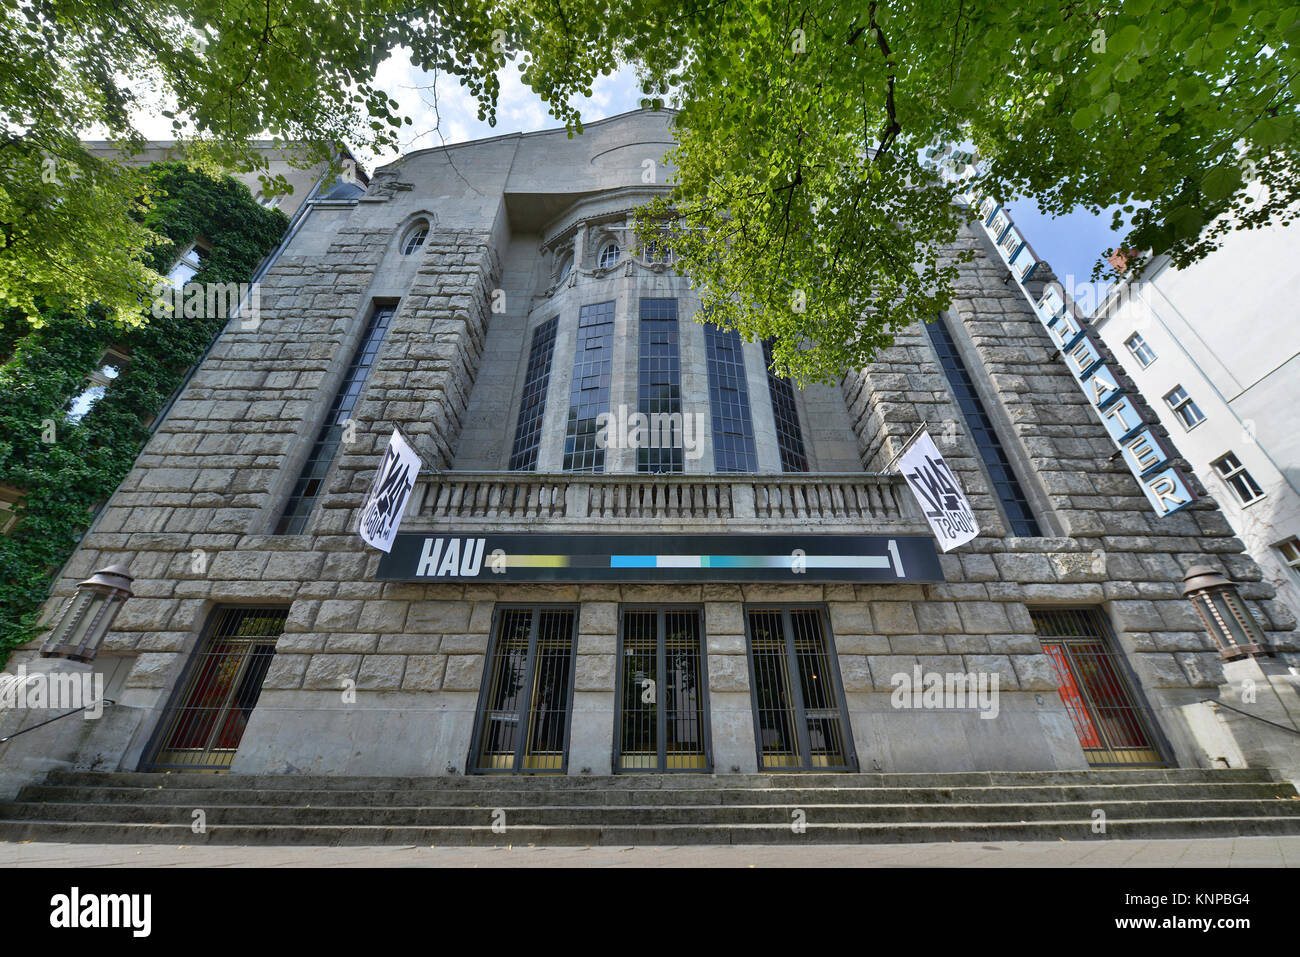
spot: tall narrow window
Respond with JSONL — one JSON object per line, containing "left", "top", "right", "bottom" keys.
{"left": 509, "top": 317, "right": 558, "bottom": 471}
{"left": 275, "top": 303, "right": 397, "bottom": 534}
{"left": 617, "top": 607, "right": 709, "bottom": 771}
{"left": 143, "top": 606, "right": 287, "bottom": 771}
{"left": 470, "top": 606, "right": 578, "bottom": 773}
{"left": 762, "top": 340, "right": 808, "bottom": 472}
{"left": 1031, "top": 607, "right": 1164, "bottom": 766}
{"left": 1164, "top": 385, "right": 1205, "bottom": 430}
{"left": 1212, "top": 452, "right": 1264, "bottom": 505}
{"left": 65, "top": 347, "right": 130, "bottom": 423}
{"left": 924, "top": 314, "right": 1042, "bottom": 536}
{"left": 638, "top": 298, "right": 683, "bottom": 473}
{"left": 563, "top": 300, "right": 614, "bottom": 472}
{"left": 705, "top": 323, "right": 758, "bottom": 472}
{"left": 1124, "top": 332, "right": 1157, "bottom": 367}
{"left": 745, "top": 607, "right": 856, "bottom": 771}
{"left": 1278, "top": 538, "right": 1300, "bottom": 582}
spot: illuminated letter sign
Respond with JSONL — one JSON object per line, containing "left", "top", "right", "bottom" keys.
{"left": 1064, "top": 330, "right": 1105, "bottom": 381}
{"left": 1121, "top": 427, "right": 1174, "bottom": 477}
{"left": 1140, "top": 467, "right": 1195, "bottom": 516}
{"left": 1083, "top": 364, "right": 1122, "bottom": 409}
{"left": 967, "top": 190, "right": 1195, "bottom": 516}
{"left": 1046, "top": 310, "right": 1084, "bottom": 350}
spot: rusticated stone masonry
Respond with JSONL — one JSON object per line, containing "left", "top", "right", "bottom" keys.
{"left": 841, "top": 220, "right": 1299, "bottom": 719}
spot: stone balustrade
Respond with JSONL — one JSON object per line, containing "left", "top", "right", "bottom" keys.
{"left": 403, "top": 471, "right": 921, "bottom": 533}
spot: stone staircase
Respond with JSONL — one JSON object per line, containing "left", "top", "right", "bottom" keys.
{"left": 1, "top": 768, "right": 1298, "bottom": 846}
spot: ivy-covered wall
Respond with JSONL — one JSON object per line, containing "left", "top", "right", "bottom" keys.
{"left": 0, "top": 163, "right": 287, "bottom": 661}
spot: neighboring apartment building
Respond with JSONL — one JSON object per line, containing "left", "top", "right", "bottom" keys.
{"left": 3, "top": 111, "right": 1296, "bottom": 791}
{"left": 1090, "top": 212, "right": 1300, "bottom": 615}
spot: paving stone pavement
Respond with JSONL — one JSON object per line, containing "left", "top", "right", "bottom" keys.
{"left": 0, "top": 836, "right": 1296, "bottom": 867}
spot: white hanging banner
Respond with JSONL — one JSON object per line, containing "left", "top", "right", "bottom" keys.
{"left": 358, "top": 429, "right": 422, "bottom": 553}
{"left": 897, "top": 430, "right": 980, "bottom": 552}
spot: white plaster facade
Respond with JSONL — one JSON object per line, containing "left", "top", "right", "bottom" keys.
{"left": 1091, "top": 209, "right": 1300, "bottom": 615}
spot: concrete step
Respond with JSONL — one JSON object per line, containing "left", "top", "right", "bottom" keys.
{"left": 2, "top": 768, "right": 1294, "bottom": 847}
{"left": 37, "top": 767, "right": 1280, "bottom": 791}
{"left": 3, "top": 815, "right": 1300, "bottom": 846}
{"left": 3, "top": 798, "right": 1299, "bottom": 827}
{"left": 15, "top": 781, "right": 1296, "bottom": 808}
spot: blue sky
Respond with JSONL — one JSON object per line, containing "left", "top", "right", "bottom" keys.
{"left": 1003, "top": 200, "right": 1124, "bottom": 297}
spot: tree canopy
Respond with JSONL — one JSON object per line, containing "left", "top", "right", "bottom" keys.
{"left": 3, "top": 0, "right": 1297, "bottom": 379}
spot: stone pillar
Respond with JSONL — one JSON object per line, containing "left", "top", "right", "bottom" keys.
{"left": 568, "top": 602, "right": 617, "bottom": 774}
{"left": 705, "top": 601, "right": 758, "bottom": 773}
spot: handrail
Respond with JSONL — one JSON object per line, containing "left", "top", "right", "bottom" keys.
{"left": 1202, "top": 698, "right": 1300, "bottom": 737}
{"left": 0, "top": 699, "right": 115, "bottom": 743}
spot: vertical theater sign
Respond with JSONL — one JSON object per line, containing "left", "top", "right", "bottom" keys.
{"left": 967, "top": 191, "right": 1197, "bottom": 518}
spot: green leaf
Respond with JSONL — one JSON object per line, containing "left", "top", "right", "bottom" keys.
{"left": 1201, "top": 164, "right": 1242, "bottom": 202}
{"left": 1071, "top": 105, "right": 1099, "bottom": 130}
{"left": 1254, "top": 115, "right": 1292, "bottom": 147}
{"left": 1108, "top": 24, "right": 1142, "bottom": 58}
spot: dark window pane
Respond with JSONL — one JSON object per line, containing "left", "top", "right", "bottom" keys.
{"left": 638, "top": 298, "right": 684, "bottom": 473}
{"left": 509, "top": 317, "right": 559, "bottom": 470}
{"left": 923, "top": 314, "right": 1042, "bottom": 536}
{"left": 563, "top": 301, "right": 615, "bottom": 472}
{"left": 762, "top": 339, "right": 808, "bottom": 472}
{"left": 275, "top": 304, "right": 397, "bottom": 534}
{"left": 705, "top": 322, "right": 757, "bottom": 472}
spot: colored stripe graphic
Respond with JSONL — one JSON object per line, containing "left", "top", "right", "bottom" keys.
{"left": 500, "top": 555, "right": 570, "bottom": 567}
{"left": 608, "top": 554, "right": 892, "bottom": 569}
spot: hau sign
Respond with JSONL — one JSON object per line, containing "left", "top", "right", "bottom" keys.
{"left": 375, "top": 533, "right": 946, "bottom": 583}
{"left": 967, "top": 190, "right": 1196, "bottom": 517}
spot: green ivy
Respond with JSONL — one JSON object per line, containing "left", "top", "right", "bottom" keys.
{"left": 0, "top": 163, "right": 287, "bottom": 663}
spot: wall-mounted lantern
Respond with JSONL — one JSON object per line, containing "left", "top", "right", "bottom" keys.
{"left": 39, "top": 563, "right": 134, "bottom": 663}
{"left": 1181, "top": 565, "right": 1272, "bottom": 661}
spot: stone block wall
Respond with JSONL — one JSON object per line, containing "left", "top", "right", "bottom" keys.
{"left": 839, "top": 219, "right": 1300, "bottom": 767}
{"left": 9, "top": 115, "right": 1296, "bottom": 780}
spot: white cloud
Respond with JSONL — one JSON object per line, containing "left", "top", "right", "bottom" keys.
{"left": 368, "top": 53, "right": 640, "bottom": 167}
{"left": 114, "top": 48, "right": 642, "bottom": 171}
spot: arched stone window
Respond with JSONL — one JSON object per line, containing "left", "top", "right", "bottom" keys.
{"left": 402, "top": 221, "right": 429, "bottom": 255}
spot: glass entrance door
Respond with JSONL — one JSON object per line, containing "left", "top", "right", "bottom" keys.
{"left": 746, "top": 607, "right": 856, "bottom": 770}
{"left": 616, "top": 608, "right": 710, "bottom": 771}
{"left": 472, "top": 606, "right": 578, "bottom": 773}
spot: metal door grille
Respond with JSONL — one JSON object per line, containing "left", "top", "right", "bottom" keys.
{"left": 616, "top": 608, "right": 709, "bottom": 771}
{"left": 144, "top": 607, "right": 286, "bottom": 772}
{"left": 1031, "top": 607, "right": 1165, "bottom": 767}
{"left": 472, "top": 606, "right": 577, "bottom": 773}
{"left": 746, "top": 607, "right": 856, "bottom": 770}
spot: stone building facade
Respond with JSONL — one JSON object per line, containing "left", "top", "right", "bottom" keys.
{"left": 9, "top": 110, "right": 1297, "bottom": 785}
